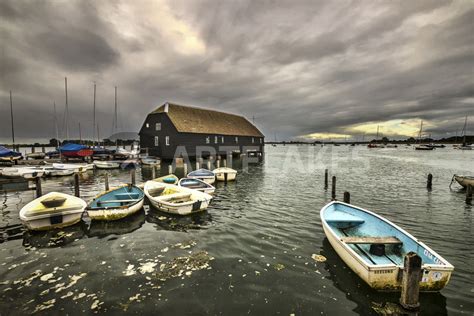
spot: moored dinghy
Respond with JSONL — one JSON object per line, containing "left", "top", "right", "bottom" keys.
{"left": 19, "top": 192, "right": 87, "bottom": 230}
{"left": 144, "top": 181, "right": 212, "bottom": 215}
{"left": 53, "top": 163, "right": 94, "bottom": 173}
{"left": 178, "top": 178, "right": 215, "bottom": 194}
{"left": 93, "top": 160, "right": 121, "bottom": 169}
{"left": 87, "top": 185, "right": 145, "bottom": 221}
{"left": 320, "top": 201, "right": 453, "bottom": 291}
{"left": 187, "top": 168, "right": 215, "bottom": 184}
{"left": 1, "top": 167, "right": 45, "bottom": 179}
{"left": 213, "top": 167, "right": 237, "bottom": 182}
{"left": 451, "top": 174, "right": 474, "bottom": 189}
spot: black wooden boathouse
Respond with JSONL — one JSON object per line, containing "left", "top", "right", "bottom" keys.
{"left": 139, "top": 103, "right": 264, "bottom": 160}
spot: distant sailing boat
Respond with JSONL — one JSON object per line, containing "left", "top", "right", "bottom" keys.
{"left": 415, "top": 121, "right": 434, "bottom": 150}
{"left": 367, "top": 125, "right": 384, "bottom": 148}
{"left": 459, "top": 115, "right": 472, "bottom": 150}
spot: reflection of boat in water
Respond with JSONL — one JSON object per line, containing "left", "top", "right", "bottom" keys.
{"left": 22, "top": 224, "right": 85, "bottom": 248}
{"left": 321, "top": 238, "right": 448, "bottom": 315}
{"left": 146, "top": 207, "right": 212, "bottom": 232}
{"left": 86, "top": 209, "right": 145, "bottom": 237}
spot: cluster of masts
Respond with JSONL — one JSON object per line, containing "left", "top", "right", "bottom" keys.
{"left": 8, "top": 78, "right": 121, "bottom": 148}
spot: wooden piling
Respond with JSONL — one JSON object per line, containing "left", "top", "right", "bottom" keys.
{"left": 331, "top": 176, "right": 336, "bottom": 200}
{"left": 183, "top": 163, "right": 188, "bottom": 175}
{"left": 324, "top": 169, "right": 328, "bottom": 189}
{"left": 466, "top": 184, "right": 473, "bottom": 205}
{"left": 427, "top": 173, "right": 433, "bottom": 190}
{"left": 400, "top": 252, "right": 422, "bottom": 311}
{"left": 151, "top": 165, "right": 156, "bottom": 179}
{"left": 31, "top": 146, "right": 35, "bottom": 153}
{"left": 207, "top": 160, "right": 211, "bottom": 170}
{"left": 196, "top": 161, "right": 200, "bottom": 170}
{"left": 74, "top": 173, "right": 80, "bottom": 197}
{"left": 35, "top": 176, "right": 42, "bottom": 197}
{"left": 104, "top": 173, "right": 109, "bottom": 191}
{"left": 343, "top": 191, "right": 350, "bottom": 204}
{"left": 168, "top": 164, "right": 172, "bottom": 174}
{"left": 130, "top": 169, "right": 136, "bottom": 185}
{"left": 224, "top": 172, "right": 228, "bottom": 184}
{"left": 217, "top": 159, "right": 220, "bottom": 168}
{"left": 223, "top": 159, "right": 227, "bottom": 167}
{"left": 42, "top": 146, "right": 45, "bottom": 153}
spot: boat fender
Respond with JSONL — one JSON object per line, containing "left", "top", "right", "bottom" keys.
{"left": 369, "top": 244, "right": 385, "bottom": 256}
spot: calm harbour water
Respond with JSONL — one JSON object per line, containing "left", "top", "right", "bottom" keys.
{"left": 0, "top": 145, "right": 473, "bottom": 315}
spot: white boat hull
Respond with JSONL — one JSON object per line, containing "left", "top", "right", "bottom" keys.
{"left": 52, "top": 163, "right": 93, "bottom": 173}
{"left": 93, "top": 161, "right": 121, "bottom": 169}
{"left": 148, "top": 197, "right": 211, "bottom": 215}
{"left": 321, "top": 202, "right": 453, "bottom": 292}
{"left": 453, "top": 175, "right": 474, "bottom": 188}
{"left": 19, "top": 192, "right": 86, "bottom": 231}
{"left": 87, "top": 199, "right": 144, "bottom": 221}
{"left": 188, "top": 175, "right": 215, "bottom": 185}
{"left": 1, "top": 167, "right": 45, "bottom": 179}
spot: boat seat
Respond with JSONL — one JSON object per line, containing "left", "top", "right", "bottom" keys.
{"left": 24, "top": 204, "right": 84, "bottom": 217}
{"left": 341, "top": 236, "right": 402, "bottom": 245}
{"left": 159, "top": 192, "right": 192, "bottom": 201}
{"left": 115, "top": 193, "right": 140, "bottom": 200}
{"left": 98, "top": 199, "right": 139, "bottom": 204}
{"left": 326, "top": 213, "right": 365, "bottom": 229}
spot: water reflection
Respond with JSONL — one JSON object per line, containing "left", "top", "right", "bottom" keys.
{"left": 321, "top": 238, "right": 447, "bottom": 315}
{"left": 22, "top": 224, "right": 85, "bottom": 248}
{"left": 146, "top": 206, "right": 213, "bottom": 232}
{"left": 86, "top": 209, "right": 146, "bottom": 238}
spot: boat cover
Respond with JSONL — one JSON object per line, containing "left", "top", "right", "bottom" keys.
{"left": 59, "top": 143, "right": 89, "bottom": 152}
{"left": 0, "top": 146, "right": 22, "bottom": 158}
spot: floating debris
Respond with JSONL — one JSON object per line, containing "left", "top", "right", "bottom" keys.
{"left": 161, "top": 247, "right": 169, "bottom": 253}
{"left": 155, "top": 251, "right": 214, "bottom": 281}
{"left": 40, "top": 273, "right": 54, "bottom": 282}
{"left": 32, "top": 299, "right": 56, "bottom": 313}
{"left": 123, "top": 264, "right": 136, "bottom": 276}
{"left": 274, "top": 263, "right": 285, "bottom": 271}
{"left": 311, "top": 254, "right": 327, "bottom": 262}
{"left": 138, "top": 262, "right": 157, "bottom": 274}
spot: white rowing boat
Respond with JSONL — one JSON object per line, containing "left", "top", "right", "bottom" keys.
{"left": 52, "top": 163, "right": 94, "bottom": 173}
{"left": 320, "top": 201, "right": 453, "bottom": 292}
{"left": 93, "top": 160, "right": 121, "bottom": 169}
{"left": 144, "top": 181, "right": 212, "bottom": 215}
{"left": 0, "top": 167, "right": 45, "bottom": 179}
{"left": 212, "top": 167, "right": 237, "bottom": 182}
{"left": 19, "top": 192, "right": 87, "bottom": 230}
{"left": 451, "top": 174, "right": 474, "bottom": 188}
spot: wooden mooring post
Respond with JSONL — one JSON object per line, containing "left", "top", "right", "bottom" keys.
{"left": 151, "top": 165, "right": 156, "bottom": 179}
{"left": 168, "top": 164, "right": 172, "bottom": 174}
{"left": 74, "top": 173, "right": 80, "bottom": 197}
{"left": 343, "top": 191, "right": 350, "bottom": 204}
{"left": 130, "top": 169, "right": 136, "bottom": 185}
{"left": 324, "top": 169, "right": 328, "bottom": 189}
{"left": 207, "top": 160, "right": 211, "bottom": 170}
{"left": 331, "top": 176, "right": 336, "bottom": 200}
{"left": 183, "top": 163, "right": 188, "bottom": 175}
{"left": 35, "top": 177, "right": 42, "bottom": 197}
{"left": 400, "top": 252, "right": 422, "bottom": 311}
{"left": 466, "top": 185, "right": 473, "bottom": 205}
{"left": 104, "top": 173, "right": 109, "bottom": 191}
{"left": 223, "top": 159, "right": 227, "bottom": 167}
{"left": 427, "top": 173, "right": 433, "bottom": 190}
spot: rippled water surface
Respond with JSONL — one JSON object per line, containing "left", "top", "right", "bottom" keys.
{"left": 1, "top": 146, "right": 473, "bottom": 315}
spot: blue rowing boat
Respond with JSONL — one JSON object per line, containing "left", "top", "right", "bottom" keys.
{"left": 320, "top": 201, "right": 453, "bottom": 291}
{"left": 87, "top": 185, "right": 144, "bottom": 221}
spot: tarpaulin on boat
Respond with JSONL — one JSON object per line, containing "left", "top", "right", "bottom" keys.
{"left": 0, "top": 146, "right": 22, "bottom": 158}
{"left": 59, "top": 143, "right": 88, "bottom": 152}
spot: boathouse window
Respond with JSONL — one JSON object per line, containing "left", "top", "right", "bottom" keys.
{"left": 206, "top": 136, "right": 210, "bottom": 144}
{"left": 252, "top": 137, "right": 255, "bottom": 144}
{"left": 221, "top": 136, "right": 224, "bottom": 143}
{"left": 165, "top": 136, "right": 170, "bottom": 146}
{"left": 146, "top": 123, "right": 150, "bottom": 128}
{"left": 214, "top": 136, "right": 218, "bottom": 144}
{"left": 154, "top": 136, "right": 159, "bottom": 146}
{"left": 155, "top": 123, "right": 161, "bottom": 131}
{"left": 235, "top": 137, "right": 238, "bottom": 143}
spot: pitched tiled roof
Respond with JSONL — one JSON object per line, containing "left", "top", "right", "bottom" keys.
{"left": 152, "top": 103, "right": 264, "bottom": 137}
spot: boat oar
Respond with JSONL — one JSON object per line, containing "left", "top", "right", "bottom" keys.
{"left": 449, "top": 175, "right": 455, "bottom": 189}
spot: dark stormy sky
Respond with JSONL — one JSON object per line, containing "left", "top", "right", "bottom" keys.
{"left": 1, "top": 0, "right": 473, "bottom": 143}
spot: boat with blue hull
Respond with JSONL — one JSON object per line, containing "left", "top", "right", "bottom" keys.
{"left": 0, "top": 146, "right": 22, "bottom": 161}
{"left": 87, "top": 185, "right": 145, "bottom": 221}
{"left": 320, "top": 201, "right": 453, "bottom": 291}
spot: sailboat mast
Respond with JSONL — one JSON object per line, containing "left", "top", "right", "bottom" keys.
{"left": 65, "top": 77, "right": 69, "bottom": 140}
{"left": 462, "top": 115, "right": 467, "bottom": 146}
{"left": 114, "top": 86, "right": 118, "bottom": 147}
{"left": 9, "top": 90, "right": 15, "bottom": 146}
{"left": 79, "top": 122, "right": 82, "bottom": 143}
{"left": 54, "top": 101, "right": 59, "bottom": 142}
{"left": 376, "top": 126, "right": 379, "bottom": 142}
{"left": 93, "top": 82, "right": 96, "bottom": 146}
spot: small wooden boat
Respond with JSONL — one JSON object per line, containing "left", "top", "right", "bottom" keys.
{"left": 415, "top": 145, "right": 434, "bottom": 151}
{"left": 52, "top": 163, "right": 93, "bottom": 173}
{"left": 178, "top": 178, "right": 215, "bottom": 194}
{"left": 93, "top": 160, "right": 121, "bottom": 169}
{"left": 0, "top": 167, "right": 45, "bottom": 179}
{"left": 141, "top": 157, "right": 160, "bottom": 165}
{"left": 187, "top": 168, "right": 215, "bottom": 184}
{"left": 144, "top": 181, "right": 212, "bottom": 215}
{"left": 451, "top": 174, "right": 474, "bottom": 188}
{"left": 23, "top": 166, "right": 74, "bottom": 177}
{"left": 113, "top": 147, "right": 131, "bottom": 160}
{"left": 213, "top": 167, "right": 237, "bottom": 182}
{"left": 320, "top": 201, "right": 453, "bottom": 291}
{"left": 19, "top": 192, "right": 87, "bottom": 230}
{"left": 26, "top": 152, "right": 46, "bottom": 160}
{"left": 138, "top": 174, "right": 179, "bottom": 189}
{"left": 86, "top": 185, "right": 145, "bottom": 221}
{"left": 120, "top": 159, "right": 139, "bottom": 169}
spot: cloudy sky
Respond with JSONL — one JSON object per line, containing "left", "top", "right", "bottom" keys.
{"left": 1, "top": 0, "right": 473, "bottom": 143}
